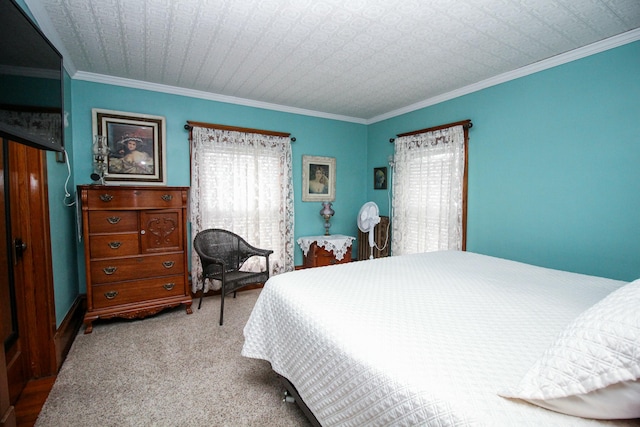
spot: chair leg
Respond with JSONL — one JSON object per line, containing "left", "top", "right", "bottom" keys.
{"left": 220, "top": 286, "right": 225, "bottom": 326}
{"left": 198, "top": 282, "right": 205, "bottom": 310}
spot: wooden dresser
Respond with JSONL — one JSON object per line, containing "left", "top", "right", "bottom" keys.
{"left": 79, "top": 185, "right": 192, "bottom": 333}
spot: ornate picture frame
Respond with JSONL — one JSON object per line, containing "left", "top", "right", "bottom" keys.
{"left": 92, "top": 108, "right": 166, "bottom": 185}
{"left": 374, "top": 166, "right": 388, "bottom": 189}
{"left": 302, "top": 155, "right": 336, "bottom": 202}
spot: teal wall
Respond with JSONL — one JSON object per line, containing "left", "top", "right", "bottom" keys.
{"left": 68, "top": 80, "right": 367, "bottom": 297}
{"left": 46, "top": 71, "right": 79, "bottom": 326}
{"left": 368, "top": 41, "right": 640, "bottom": 281}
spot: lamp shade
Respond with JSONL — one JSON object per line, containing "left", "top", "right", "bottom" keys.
{"left": 320, "top": 202, "right": 334, "bottom": 217}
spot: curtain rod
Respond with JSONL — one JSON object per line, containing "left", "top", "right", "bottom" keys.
{"left": 390, "top": 119, "right": 472, "bottom": 143}
{"left": 185, "top": 121, "right": 295, "bottom": 141}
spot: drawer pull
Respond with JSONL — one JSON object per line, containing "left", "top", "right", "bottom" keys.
{"left": 103, "top": 266, "right": 118, "bottom": 275}
{"left": 108, "top": 241, "right": 122, "bottom": 249}
{"left": 162, "top": 261, "right": 175, "bottom": 269}
{"left": 163, "top": 283, "right": 175, "bottom": 291}
{"left": 99, "top": 194, "right": 113, "bottom": 202}
{"left": 106, "top": 216, "right": 121, "bottom": 224}
{"left": 104, "top": 291, "right": 118, "bottom": 300}
{"left": 161, "top": 194, "right": 173, "bottom": 202}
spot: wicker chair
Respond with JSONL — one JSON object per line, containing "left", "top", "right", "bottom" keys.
{"left": 193, "top": 228, "right": 273, "bottom": 325}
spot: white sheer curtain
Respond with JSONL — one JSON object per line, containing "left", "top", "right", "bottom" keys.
{"left": 190, "top": 126, "right": 295, "bottom": 293}
{"left": 391, "top": 125, "right": 465, "bottom": 255}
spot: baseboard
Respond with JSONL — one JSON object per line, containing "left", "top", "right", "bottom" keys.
{"left": 53, "top": 295, "right": 86, "bottom": 371}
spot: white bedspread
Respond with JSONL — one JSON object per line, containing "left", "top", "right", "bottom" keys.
{"left": 242, "top": 251, "right": 636, "bottom": 426}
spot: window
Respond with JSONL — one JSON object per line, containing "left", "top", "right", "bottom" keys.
{"left": 391, "top": 123, "right": 469, "bottom": 255}
{"left": 189, "top": 125, "right": 294, "bottom": 293}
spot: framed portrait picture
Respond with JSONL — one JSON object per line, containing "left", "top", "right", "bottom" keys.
{"left": 374, "top": 166, "right": 388, "bottom": 190}
{"left": 302, "top": 155, "right": 336, "bottom": 202}
{"left": 92, "top": 108, "right": 166, "bottom": 185}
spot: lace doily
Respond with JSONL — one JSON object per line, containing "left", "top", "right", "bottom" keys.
{"left": 297, "top": 235, "right": 355, "bottom": 261}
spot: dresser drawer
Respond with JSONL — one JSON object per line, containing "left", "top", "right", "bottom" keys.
{"left": 304, "top": 243, "right": 352, "bottom": 268}
{"left": 90, "top": 253, "right": 185, "bottom": 284}
{"left": 85, "top": 188, "right": 183, "bottom": 210}
{"left": 314, "top": 248, "right": 351, "bottom": 266}
{"left": 90, "top": 233, "right": 139, "bottom": 258}
{"left": 314, "top": 252, "right": 339, "bottom": 267}
{"left": 88, "top": 211, "right": 138, "bottom": 233}
{"left": 91, "top": 276, "right": 186, "bottom": 309}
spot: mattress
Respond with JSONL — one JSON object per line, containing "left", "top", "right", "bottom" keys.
{"left": 241, "top": 251, "right": 635, "bottom": 426}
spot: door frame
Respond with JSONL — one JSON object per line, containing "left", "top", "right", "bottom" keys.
{"left": 1, "top": 139, "right": 57, "bottom": 424}
{"left": 8, "top": 140, "right": 57, "bottom": 379}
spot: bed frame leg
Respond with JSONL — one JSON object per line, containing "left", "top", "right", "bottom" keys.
{"left": 283, "top": 390, "right": 295, "bottom": 403}
{"left": 278, "top": 374, "right": 322, "bottom": 427}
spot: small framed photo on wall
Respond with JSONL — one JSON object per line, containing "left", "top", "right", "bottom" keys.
{"left": 92, "top": 108, "right": 167, "bottom": 185}
{"left": 302, "top": 155, "right": 336, "bottom": 202}
{"left": 374, "top": 167, "right": 387, "bottom": 190}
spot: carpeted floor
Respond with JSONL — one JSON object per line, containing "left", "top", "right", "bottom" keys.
{"left": 35, "top": 289, "right": 310, "bottom": 426}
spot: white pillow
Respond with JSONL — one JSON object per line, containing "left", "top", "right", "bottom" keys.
{"left": 501, "top": 278, "right": 640, "bottom": 419}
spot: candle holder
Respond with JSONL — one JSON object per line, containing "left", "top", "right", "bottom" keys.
{"left": 92, "top": 135, "right": 109, "bottom": 184}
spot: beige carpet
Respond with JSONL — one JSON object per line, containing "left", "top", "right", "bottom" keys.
{"left": 36, "top": 289, "right": 310, "bottom": 426}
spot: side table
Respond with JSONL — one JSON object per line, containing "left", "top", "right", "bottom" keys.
{"left": 297, "top": 235, "right": 355, "bottom": 268}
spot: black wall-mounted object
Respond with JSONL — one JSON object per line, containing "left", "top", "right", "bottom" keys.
{"left": 0, "top": 0, "right": 65, "bottom": 152}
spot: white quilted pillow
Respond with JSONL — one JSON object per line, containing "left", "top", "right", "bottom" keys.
{"left": 501, "top": 278, "right": 640, "bottom": 419}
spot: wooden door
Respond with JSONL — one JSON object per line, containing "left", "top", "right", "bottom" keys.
{"left": 0, "top": 139, "right": 56, "bottom": 422}
{"left": 0, "top": 139, "right": 16, "bottom": 427}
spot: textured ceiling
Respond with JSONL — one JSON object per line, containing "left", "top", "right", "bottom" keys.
{"left": 27, "top": 0, "right": 640, "bottom": 121}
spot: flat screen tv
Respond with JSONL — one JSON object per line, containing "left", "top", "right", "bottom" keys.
{"left": 0, "top": 0, "right": 64, "bottom": 152}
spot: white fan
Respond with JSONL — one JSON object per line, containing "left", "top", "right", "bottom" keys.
{"left": 357, "top": 202, "right": 381, "bottom": 259}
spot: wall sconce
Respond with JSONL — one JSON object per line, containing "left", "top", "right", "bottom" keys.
{"left": 320, "top": 202, "right": 335, "bottom": 236}
{"left": 91, "top": 135, "right": 109, "bottom": 184}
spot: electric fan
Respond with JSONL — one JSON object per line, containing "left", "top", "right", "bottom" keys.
{"left": 357, "top": 201, "right": 381, "bottom": 259}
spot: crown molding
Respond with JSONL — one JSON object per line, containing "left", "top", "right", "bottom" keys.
{"left": 367, "top": 28, "right": 640, "bottom": 124}
{"left": 72, "top": 71, "right": 368, "bottom": 125}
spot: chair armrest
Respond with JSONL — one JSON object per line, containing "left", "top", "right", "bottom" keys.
{"left": 237, "top": 243, "right": 273, "bottom": 274}
{"left": 250, "top": 247, "right": 274, "bottom": 257}
{"left": 197, "top": 252, "right": 226, "bottom": 267}
{"left": 239, "top": 240, "right": 274, "bottom": 259}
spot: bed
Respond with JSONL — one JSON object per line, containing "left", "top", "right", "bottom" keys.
{"left": 241, "top": 251, "right": 640, "bottom": 426}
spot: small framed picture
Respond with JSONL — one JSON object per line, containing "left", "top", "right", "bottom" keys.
{"left": 92, "top": 108, "right": 166, "bottom": 185}
{"left": 374, "top": 167, "right": 387, "bottom": 190}
{"left": 302, "top": 155, "right": 336, "bottom": 202}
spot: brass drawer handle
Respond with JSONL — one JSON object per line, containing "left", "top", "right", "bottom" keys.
{"left": 162, "top": 261, "right": 175, "bottom": 269}
{"left": 106, "top": 216, "right": 121, "bottom": 224}
{"left": 161, "top": 194, "right": 173, "bottom": 202}
{"left": 99, "top": 194, "right": 113, "bottom": 202}
{"left": 163, "top": 283, "right": 175, "bottom": 291}
{"left": 104, "top": 291, "right": 118, "bottom": 300}
{"left": 108, "top": 241, "right": 122, "bottom": 249}
{"left": 103, "top": 266, "right": 118, "bottom": 275}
